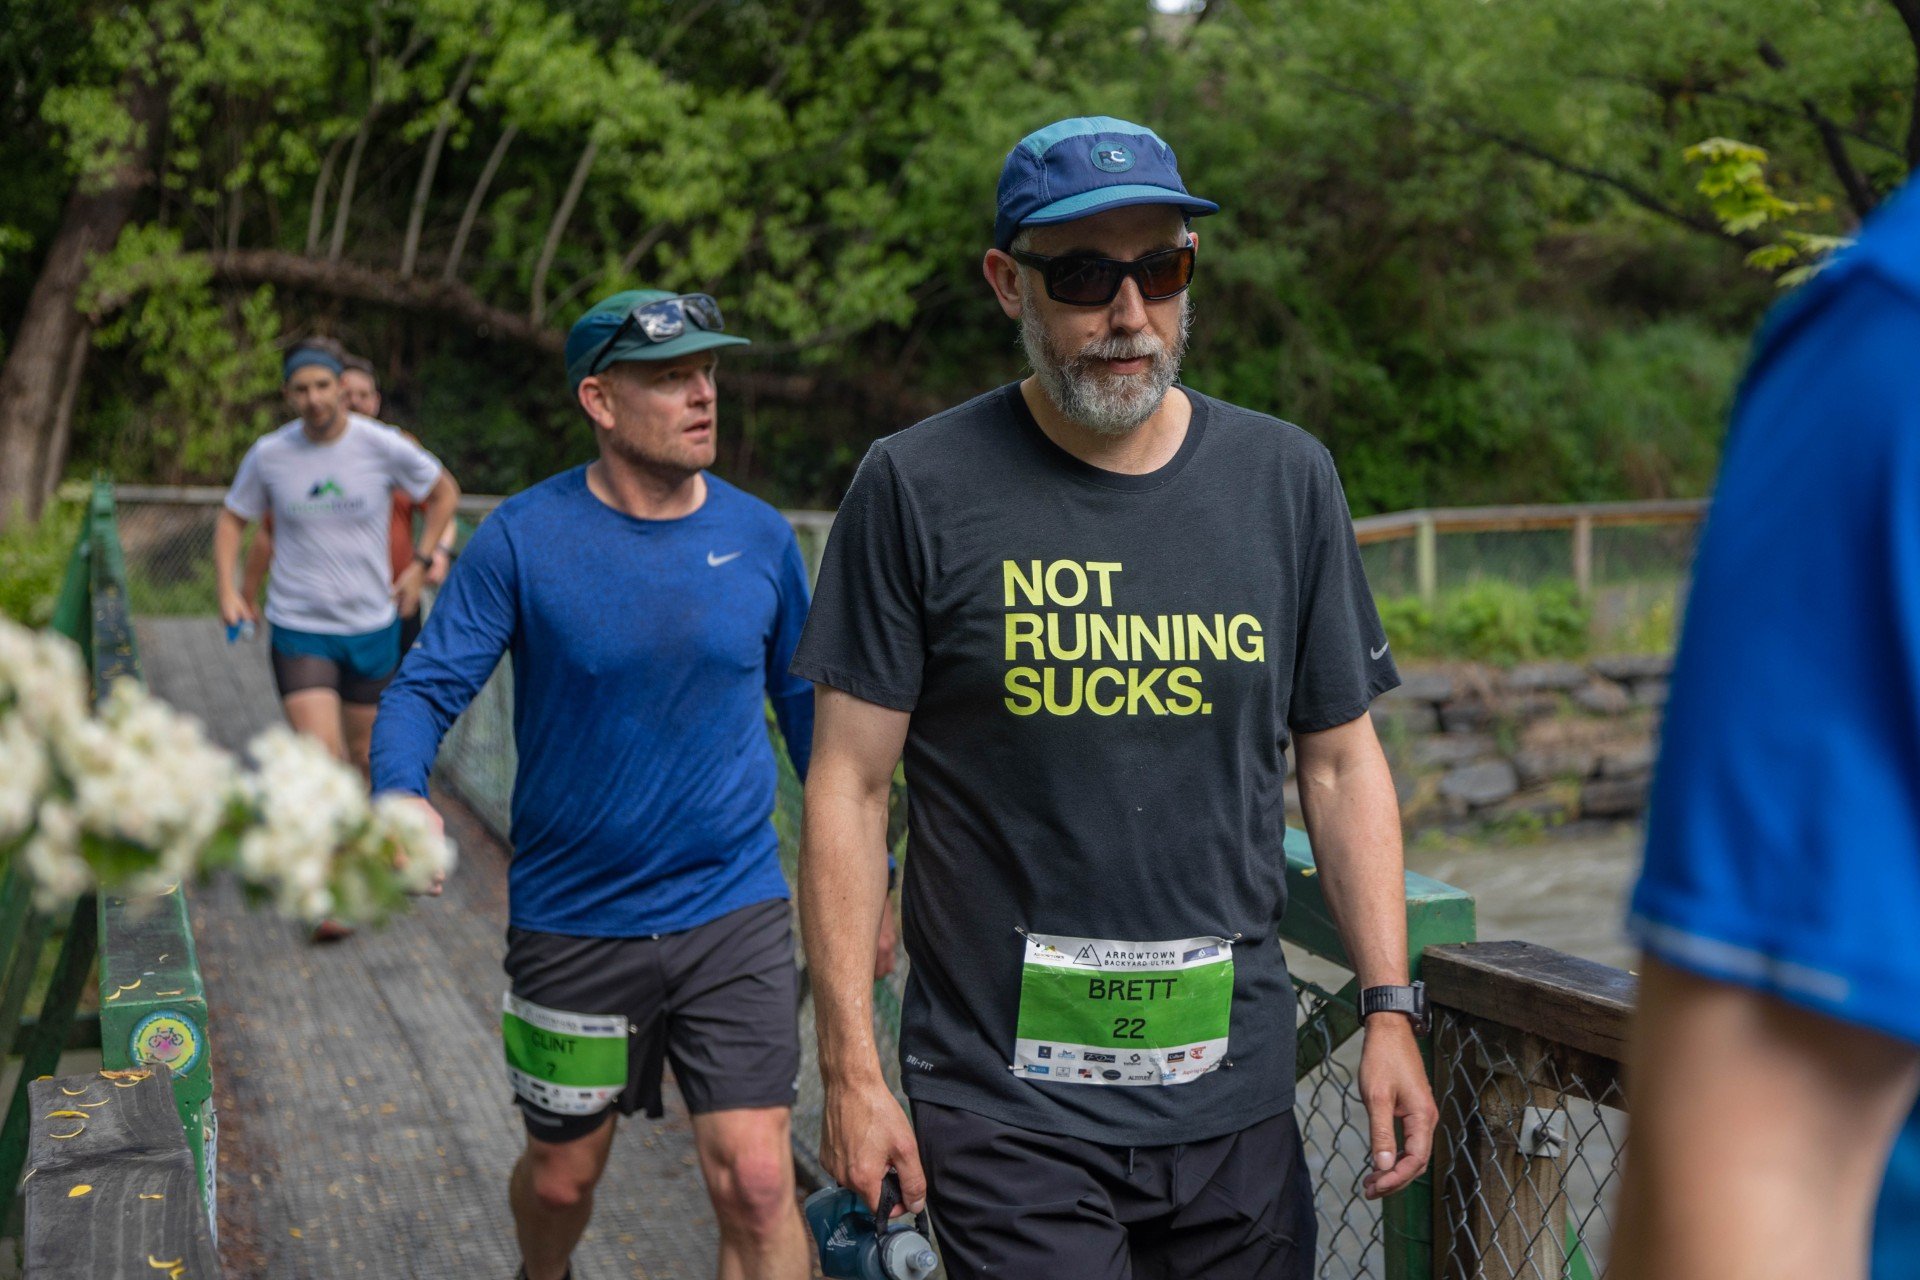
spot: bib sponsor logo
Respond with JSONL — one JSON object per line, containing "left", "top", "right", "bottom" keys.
{"left": 1036, "top": 1045, "right": 1052, "bottom": 1059}
{"left": 1025, "top": 1064, "right": 1050, "bottom": 1076}
{"left": 1101, "top": 1069, "right": 1122, "bottom": 1081}
{"left": 1182, "top": 944, "right": 1220, "bottom": 964}
{"left": 1084, "top": 1051, "right": 1116, "bottom": 1063}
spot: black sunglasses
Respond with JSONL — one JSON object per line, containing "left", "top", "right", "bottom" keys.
{"left": 1007, "top": 239, "right": 1195, "bottom": 307}
{"left": 586, "top": 294, "right": 727, "bottom": 378}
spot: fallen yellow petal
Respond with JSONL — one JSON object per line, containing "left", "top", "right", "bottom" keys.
{"left": 49, "top": 1127, "right": 84, "bottom": 1140}
{"left": 156, "top": 989, "right": 185, "bottom": 996}
{"left": 45, "top": 1110, "right": 87, "bottom": 1119}
{"left": 117, "top": 980, "right": 143, "bottom": 991}
{"left": 138, "top": 1194, "right": 164, "bottom": 1201}
{"left": 59, "top": 1086, "right": 87, "bottom": 1097}
{"left": 290, "top": 1228, "right": 303, "bottom": 1238}
{"left": 147, "top": 1256, "right": 182, "bottom": 1269}
{"left": 78, "top": 1100, "right": 108, "bottom": 1108}
{"left": 67, "top": 1185, "right": 90, "bottom": 1198}
{"left": 105, "top": 990, "right": 120, "bottom": 1001}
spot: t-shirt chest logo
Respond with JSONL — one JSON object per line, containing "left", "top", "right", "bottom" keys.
{"left": 998, "top": 558, "right": 1267, "bottom": 718}
{"left": 288, "top": 474, "right": 368, "bottom": 515}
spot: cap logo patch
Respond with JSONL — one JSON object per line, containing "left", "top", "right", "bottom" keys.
{"left": 1091, "top": 144, "right": 1135, "bottom": 173}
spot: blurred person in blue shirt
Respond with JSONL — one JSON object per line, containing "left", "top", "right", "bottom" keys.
{"left": 1615, "top": 182, "right": 1920, "bottom": 1278}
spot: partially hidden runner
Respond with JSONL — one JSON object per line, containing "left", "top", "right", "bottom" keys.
{"left": 370, "top": 289, "right": 888, "bottom": 1280}
{"left": 794, "top": 116, "right": 1436, "bottom": 1278}
{"left": 243, "top": 350, "right": 455, "bottom": 657}
{"left": 215, "top": 341, "right": 459, "bottom": 777}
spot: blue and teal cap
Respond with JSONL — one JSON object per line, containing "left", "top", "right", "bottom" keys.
{"left": 564, "top": 289, "right": 750, "bottom": 393}
{"left": 994, "top": 116, "right": 1218, "bottom": 251}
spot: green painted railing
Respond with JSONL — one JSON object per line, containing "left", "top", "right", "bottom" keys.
{"left": 1283, "top": 828, "right": 1476, "bottom": 1280}
{"left": 0, "top": 480, "right": 216, "bottom": 1240}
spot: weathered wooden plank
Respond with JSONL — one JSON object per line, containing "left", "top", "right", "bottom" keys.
{"left": 1424, "top": 941, "right": 1637, "bottom": 1066}
{"left": 23, "top": 1068, "right": 219, "bottom": 1279}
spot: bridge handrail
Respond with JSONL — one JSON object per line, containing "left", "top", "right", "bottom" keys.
{"left": 2, "top": 480, "right": 218, "bottom": 1254}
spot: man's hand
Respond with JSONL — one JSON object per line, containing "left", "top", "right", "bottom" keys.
{"left": 218, "top": 589, "right": 258, "bottom": 630}
{"left": 822, "top": 1073, "right": 926, "bottom": 1217}
{"left": 1358, "top": 1015, "right": 1436, "bottom": 1199}
{"left": 391, "top": 794, "right": 447, "bottom": 896}
{"left": 874, "top": 894, "right": 899, "bottom": 980}
{"left": 392, "top": 562, "right": 428, "bottom": 617}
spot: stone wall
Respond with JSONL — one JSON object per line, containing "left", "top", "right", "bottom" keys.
{"left": 1297, "top": 655, "right": 1673, "bottom": 833}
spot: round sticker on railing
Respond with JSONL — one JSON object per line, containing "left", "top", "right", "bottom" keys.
{"left": 130, "top": 1010, "right": 201, "bottom": 1078}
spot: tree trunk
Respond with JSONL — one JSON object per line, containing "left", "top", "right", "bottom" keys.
{"left": 0, "top": 76, "right": 163, "bottom": 526}
{"left": 39, "top": 326, "right": 92, "bottom": 499}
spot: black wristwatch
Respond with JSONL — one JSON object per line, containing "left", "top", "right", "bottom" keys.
{"left": 1359, "top": 980, "right": 1429, "bottom": 1035}
{"left": 412, "top": 550, "right": 436, "bottom": 570}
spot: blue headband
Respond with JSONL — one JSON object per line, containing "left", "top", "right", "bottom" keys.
{"left": 283, "top": 347, "right": 344, "bottom": 382}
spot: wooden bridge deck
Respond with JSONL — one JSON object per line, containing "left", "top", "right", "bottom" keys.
{"left": 135, "top": 617, "right": 718, "bottom": 1279}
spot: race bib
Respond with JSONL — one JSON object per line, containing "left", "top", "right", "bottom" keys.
{"left": 1011, "top": 932, "right": 1232, "bottom": 1087}
{"left": 501, "top": 992, "right": 629, "bottom": 1116}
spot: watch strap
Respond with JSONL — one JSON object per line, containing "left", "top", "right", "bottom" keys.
{"left": 1359, "top": 980, "right": 1430, "bottom": 1034}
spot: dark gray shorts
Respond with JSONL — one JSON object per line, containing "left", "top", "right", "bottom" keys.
{"left": 913, "top": 1101, "right": 1315, "bottom": 1280}
{"left": 503, "top": 897, "right": 800, "bottom": 1144}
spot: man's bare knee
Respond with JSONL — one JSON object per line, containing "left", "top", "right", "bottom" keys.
{"left": 709, "top": 1146, "right": 794, "bottom": 1235}
{"left": 525, "top": 1134, "right": 609, "bottom": 1215}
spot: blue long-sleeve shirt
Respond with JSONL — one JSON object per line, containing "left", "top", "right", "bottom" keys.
{"left": 371, "top": 465, "right": 814, "bottom": 937}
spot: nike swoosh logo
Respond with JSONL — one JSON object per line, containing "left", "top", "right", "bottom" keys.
{"left": 1371, "top": 642, "right": 1391, "bottom": 660}
{"left": 707, "top": 551, "right": 743, "bottom": 567}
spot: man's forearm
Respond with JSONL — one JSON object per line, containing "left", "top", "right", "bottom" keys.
{"left": 417, "top": 476, "right": 460, "bottom": 564}
{"left": 800, "top": 781, "right": 893, "bottom": 1086}
{"left": 1297, "top": 730, "right": 1408, "bottom": 990}
{"left": 212, "top": 512, "right": 245, "bottom": 601}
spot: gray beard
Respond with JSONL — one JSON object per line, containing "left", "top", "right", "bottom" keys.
{"left": 1019, "top": 292, "right": 1191, "bottom": 438}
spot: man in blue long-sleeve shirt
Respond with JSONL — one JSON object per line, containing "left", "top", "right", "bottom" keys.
{"left": 372, "top": 290, "right": 827, "bottom": 1280}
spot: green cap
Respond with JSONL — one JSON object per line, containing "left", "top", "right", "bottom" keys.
{"left": 564, "top": 289, "right": 750, "bottom": 393}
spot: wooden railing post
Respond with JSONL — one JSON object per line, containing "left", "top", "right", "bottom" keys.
{"left": 1431, "top": 1020, "right": 1571, "bottom": 1279}
{"left": 1425, "top": 943, "right": 1635, "bottom": 1280}
{"left": 1416, "top": 514, "right": 1438, "bottom": 604}
{"left": 1572, "top": 514, "right": 1594, "bottom": 599}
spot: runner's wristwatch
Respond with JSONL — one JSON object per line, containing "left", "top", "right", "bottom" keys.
{"left": 1359, "top": 981, "right": 1429, "bottom": 1034}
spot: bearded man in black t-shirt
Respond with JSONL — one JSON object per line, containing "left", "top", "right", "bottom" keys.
{"left": 792, "top": 115, "right": 1436, "bottom": 1280}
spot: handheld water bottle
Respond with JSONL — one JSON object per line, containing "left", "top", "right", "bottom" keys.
{"left": 225, "top": 619, "right": 256, "bottom": 645}
{"left": 804, "top": 1171, "right": 939, "bottom": 1280}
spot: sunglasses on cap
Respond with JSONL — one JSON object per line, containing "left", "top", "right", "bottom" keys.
{"left": 585, "top": 293, "right": 727, "bottom": 378}
{"left": 1007, "top": 239, "right": 1195, "bottom": 307}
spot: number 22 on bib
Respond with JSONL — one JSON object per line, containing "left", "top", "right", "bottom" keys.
{"left": 1011, "top": 932, "right": 1232, "bottom": 1086}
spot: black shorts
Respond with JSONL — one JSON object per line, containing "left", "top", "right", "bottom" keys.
{"left": 503, "top": 898, "right": 800, "bottom": 1144}
{"left": 268, "top": 621, "right": 402, "bottom": 706}
{"left": 397, "top": 607, "right": 423, "bottom": 658}
{"left": 913, "top": 1101, "right": 1315, "bottom": 1280}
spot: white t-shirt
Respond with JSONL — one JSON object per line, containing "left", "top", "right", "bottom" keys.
{"left": 225, "top": 415, "right": 443, "bottom": 634}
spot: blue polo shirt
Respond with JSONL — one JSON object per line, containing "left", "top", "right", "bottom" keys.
{"left": 370, "top": 466, "right": 814, "bottom": 938}
{"left": 1630, "top": 180, "right": 1920, "bottom": 1272}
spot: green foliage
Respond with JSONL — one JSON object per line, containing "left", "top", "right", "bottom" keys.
{"left": 0, "top": 499, "right": 82, "bottom": 626}
{"left": 1686, "top": 137, "right": 1855, "bottom": 286}
{"left": 80, "top": 224, "right": 284, "bottom": 475}
{"left": 1380, "top": 581, "right": 1591, "bottom": 666}
{"left": 3, "top": 0, "right": 1912, "bottom": 502}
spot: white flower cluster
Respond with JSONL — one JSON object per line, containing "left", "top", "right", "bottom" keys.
{"left": 237, "top": 727, "right": 455, "bottom": 922}
{"left": 1, "top": 619, "right": 456, "bottom": 922}
{"left": 2, "top": 624, "right": 98, "bottom": 908}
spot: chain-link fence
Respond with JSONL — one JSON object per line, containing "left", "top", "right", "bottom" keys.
{"left": 1357, "top": 503, "right": 1704, "bottom": 657}
{"left": 1428, "top": 1009, "right": 1626, "bottom": 1279}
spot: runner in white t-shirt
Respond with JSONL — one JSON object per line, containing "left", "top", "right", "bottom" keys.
{"left": 214, "top": 343, "right": 460, "bottom": 777}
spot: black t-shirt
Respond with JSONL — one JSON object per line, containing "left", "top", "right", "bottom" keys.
{"left": 792, "top": 383, "right": 1397, "bottom": 1146}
